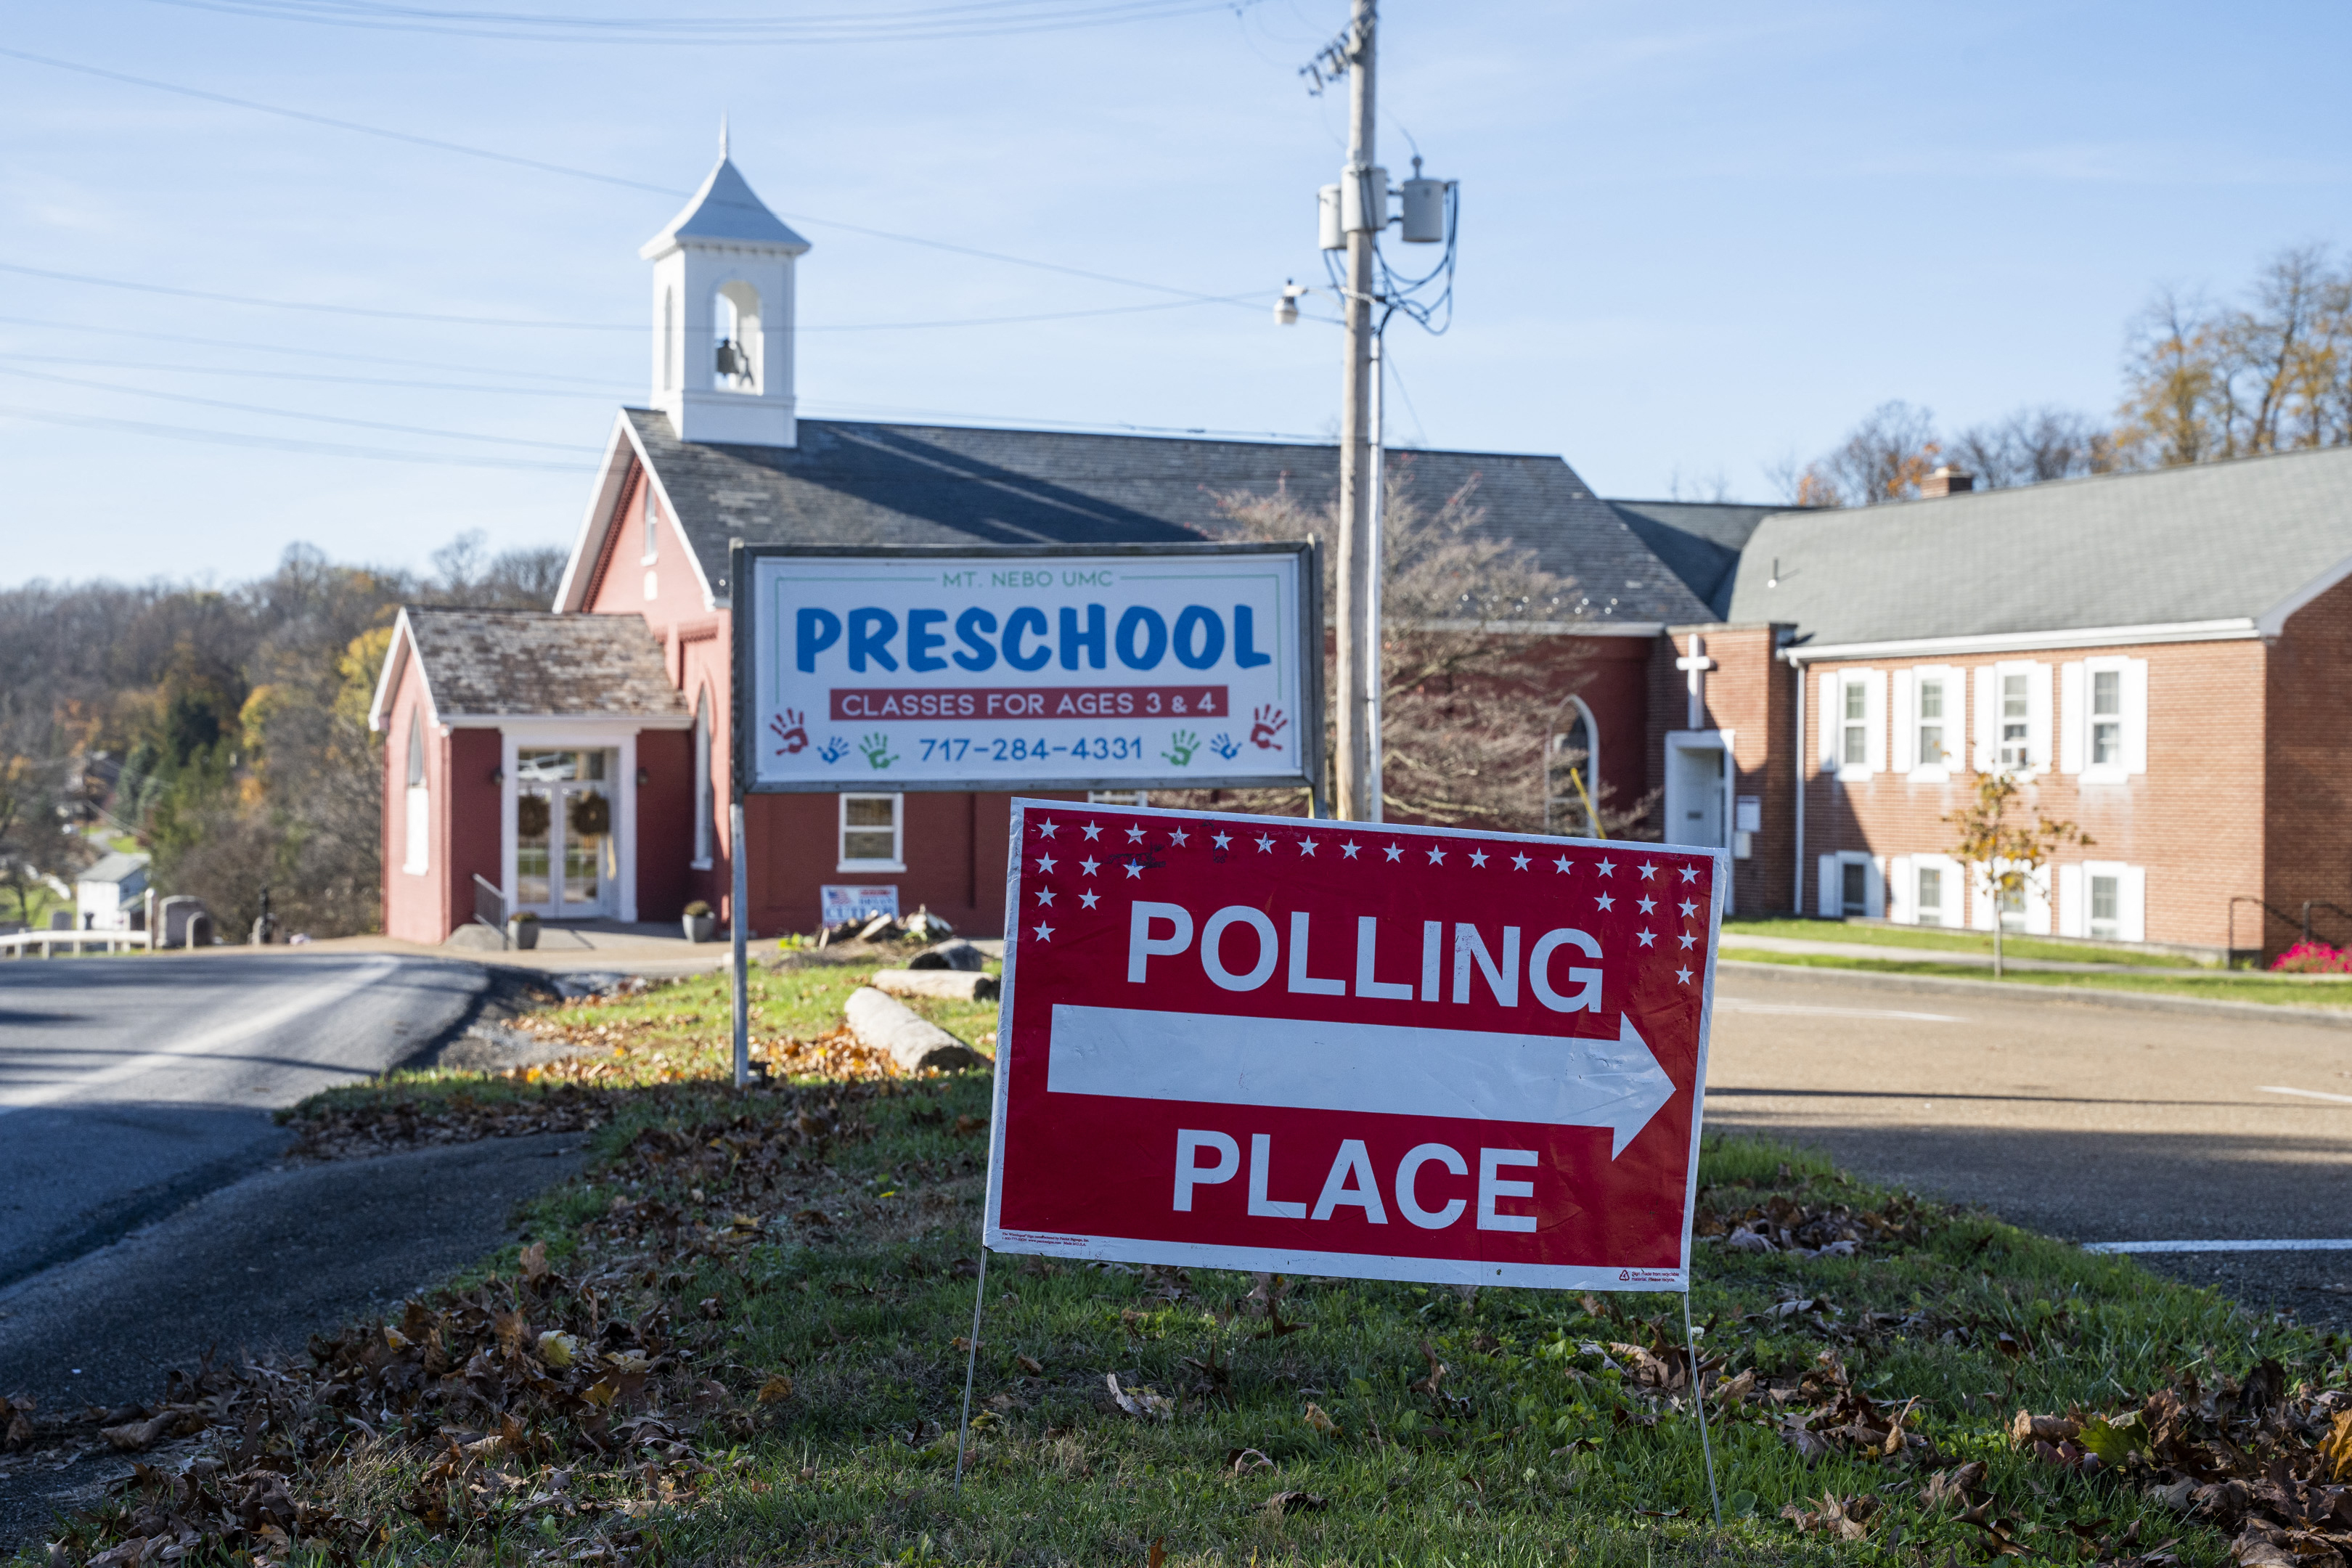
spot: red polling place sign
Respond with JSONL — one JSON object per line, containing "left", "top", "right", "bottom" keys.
{"left": 982, "top": 800, "right": 1724, "bottom": 1291}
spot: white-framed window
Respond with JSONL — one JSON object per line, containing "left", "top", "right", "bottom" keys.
{"left": 402, "top": 709, "right": 430, "bottom": 876}
{"left": 1916, "top": 674, "right": 1948, "bottom": 770}
{"left": 1974, "top": 661, "right": 2051, "bottom": 775}
{"left": 1891, "top": 666, "right": 1959, "bottom": 780}
{"left": 641, "top": 487, "right": 661, "bottom": 563}
{"left": 2059, "top": 860, "right": 2147, "bottom": 942}
{"left": 690, "top": 687, "right": 714, "bottom": 868}
{"left": 2061, "top": 657, "right": 2148, "bottom": 782}
{"left": 1545, "top": 697, "right": 1601, "bottom": 835}
{"left": 1816, "top": 852, "right": 1883, "bottom": 918}
{"left": 1971, "top": 858, "right": 2051, "bottom": 934}
{"left": 1818, "top": 669, "right": 1885, "bottom": 780}
{"left": 838, "top": 793, "right": 905, "bottom": 872}
{"left": 1888, "top": 854, "right": 1960, "bottom": 926}
{"left": 1916, "top": 862, "right": 1945, "bottom": 925}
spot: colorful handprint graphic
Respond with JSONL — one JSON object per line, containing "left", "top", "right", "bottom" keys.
{"left": 1249, "top": 705, "right": 1289, "bottom": 751}
{"left": 770, "top": 709, "right": 809, "bottom": 755}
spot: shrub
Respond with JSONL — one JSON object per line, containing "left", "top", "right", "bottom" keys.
{"left": 683, "top": 899, "right": 711, "bottom": 918}
{"left": 2269, "top": 939, "right": 2352, "bottom": 973}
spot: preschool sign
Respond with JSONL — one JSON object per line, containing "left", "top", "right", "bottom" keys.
{"left": 734, "top": 543, "right": 1319, "bottom": 793}
{"left": 982, "top": 801, "right": 1725, "bottom": 1291}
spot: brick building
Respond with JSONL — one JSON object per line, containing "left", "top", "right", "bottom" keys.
{"left": 372, "top": 139, "right": 2352, "bottom": 958}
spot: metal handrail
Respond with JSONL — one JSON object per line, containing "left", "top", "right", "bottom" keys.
{"left": 2301, "top": 900, "right": 2352, "bottom": 946}
{"left": 473, "top": 874, "right": 510, "bottom": 950}
{"left": 2227, "top": 894, "right": 2303, "bottom": 965}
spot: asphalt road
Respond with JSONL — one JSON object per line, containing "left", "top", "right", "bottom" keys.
{"left": 0, "top": 953, "right": 489, "bottom": 1291}
{"left": 1704, "top": 963, "right": 2352, "bottom": 1325}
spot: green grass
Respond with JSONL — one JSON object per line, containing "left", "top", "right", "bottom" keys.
{"left": 97, "top": 958, "right": 2343, "bottom": 1568}
{"left": 1722, "top": 917, "right": 2204, "bottom": 968}
{"left": 459, "top": 1088, "right": 2326, "bottom": 1567}
{"left": 1720, "top": 948, "right": 2352, "bottom": 1009}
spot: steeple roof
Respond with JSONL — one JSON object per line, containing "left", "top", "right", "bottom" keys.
{"left": 639, "top": 129, "right": 809, "bottom": 258}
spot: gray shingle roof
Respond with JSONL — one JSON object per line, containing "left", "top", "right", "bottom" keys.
{"left": 1604, "top": 499, "right": 1783, "bottom": 618}
{"left": 626, "top": 409, "right": 1712, "bottom": 626}
{"left": 1726, "top": 445, "right": 2352, "bottom": 645}
{"left": 640, "top": 156, "right": 808, "bottom": 255}
{"left": 406, "top": 608, "right": 686, "bottom": 719}
{"left": 78, "top": 852, "right": 149, "bottom": 886}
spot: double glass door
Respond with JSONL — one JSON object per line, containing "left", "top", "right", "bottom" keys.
{"left": 515, "top": 749, "right": 616, "bottom": 918}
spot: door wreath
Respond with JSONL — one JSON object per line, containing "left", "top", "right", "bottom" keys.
{"left": 569, "top": 793, "right": 612, "bottom": 838}
{"left": 515, "top": 794, "right": 551, "bottom": 838}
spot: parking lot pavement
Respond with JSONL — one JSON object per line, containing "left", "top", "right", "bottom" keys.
{"left": 1702, "top": 965, "right": 2352, "bottom": 1327}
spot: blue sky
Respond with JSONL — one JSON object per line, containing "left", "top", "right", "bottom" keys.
{"left": 4, "top": 1, "right": 2347, "bottom": 588}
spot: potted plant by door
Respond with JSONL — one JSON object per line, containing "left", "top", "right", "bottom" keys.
{"left": 682, "top": 900, "right": 715, "bottom": 943}
{"left": 507, "top": 910, "right": 540, "bottom": 950}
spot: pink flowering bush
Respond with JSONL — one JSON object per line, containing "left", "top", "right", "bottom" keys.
{"left": 2270, "top": 939, "right": 2352, "bottom": 973}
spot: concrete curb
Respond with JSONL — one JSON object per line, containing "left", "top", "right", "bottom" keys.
{"left": 1718, "top": 958, "right": 2352, "bottom": 1028}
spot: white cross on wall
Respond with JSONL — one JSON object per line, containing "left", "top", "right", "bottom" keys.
{"left": 1674, "top": 632, "right": 1715, "bottom": 730}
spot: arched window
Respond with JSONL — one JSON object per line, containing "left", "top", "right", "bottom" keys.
{"left": 714, "top": 281, "right": 761, "bottom": 393}
{"left": 1545, "top": 697, "right": 1600, "bottom": 836}
{"left": 691, "top": 687, "right": 714, "bottom": 867}
{"left": 402, "top": 709, "right": 430, "bottom": 875}
{"left": 661, "top": 287, "right": 676, "bottom": 391}
{"left": 641, "top": 485, "right": 660, "bottom": 563}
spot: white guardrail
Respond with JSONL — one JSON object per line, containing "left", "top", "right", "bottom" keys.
{"left": 0, "top": 928, "right": 155, "bottom": 958}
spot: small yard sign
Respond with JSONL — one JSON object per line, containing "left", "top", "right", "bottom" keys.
{"left": 982, "top": 801, "right": 1724, "bottom": 1290}
{"left": 733, "top": 544, "right": 1318, "bottom": 794}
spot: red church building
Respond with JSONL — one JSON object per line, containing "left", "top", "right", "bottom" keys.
{"left": 372, "top": 140, "right": 2352, "bottom": 960}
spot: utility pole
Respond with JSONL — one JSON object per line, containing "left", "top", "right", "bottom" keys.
{"left": 1333, "top": 0, "right": 1379, "bottom": 823}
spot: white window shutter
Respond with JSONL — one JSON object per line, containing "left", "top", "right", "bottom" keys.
{"left": 2120, "top": 866, "right": 2147, "bottom": 942}
{"left": 1886, "top": 856, "right": 1911, "bottom": 922}
{"left": 2028, "top": 662, "right": 2054, "bottom": 773}
{"left": 1972, "top": 666, "right": 1996, "bottom": 772}
{"left": 1970, "top": 864, "right": 1997, "bottom": 931}
{"left": 2059, "top": 662, "right": 2085, "bottom": 774}
{"left": 2123, "top": 659, "right": 2149, "bottom": 774}
{"left": 1818, "top": 854, "right": 1839, "bottom": 918}
{"left": 2057, "top": 864, "right": 2084, "bottom": 936}
{"left": 1864, "top": 669, "right": 1887, "bottom": 773}
{"left": 1864, "top": 857, "right": 1886, "bottom": 918}
{"left": 1818, "top": 671, "right": 1839, "bottom": 772}
{"left": 1891, "top": 670, "right": 1914, "bottom": 772}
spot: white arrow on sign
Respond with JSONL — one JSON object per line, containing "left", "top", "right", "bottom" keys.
{"left": 1045, "top": 1004, "right": 1676, "bottom": 1158}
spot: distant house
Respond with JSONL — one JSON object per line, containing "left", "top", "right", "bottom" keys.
{"left": 76, "top": 852, "right": 149, "bottom": 931}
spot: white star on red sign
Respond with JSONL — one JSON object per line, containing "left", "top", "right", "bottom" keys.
{"left": 1079, "top": 856, "right": 1101, "bottom": 876}
{"left": 1596, "top": 893, "right": 1614, "bottom": 911}
{"left": 1678, "top": 931, "right": 1696, "bottom": 949}
{"left": 1639, "top": 862, "right": 1657, "bottom": 881}
{"left": 1681, "top": 865, "right": 1700, "bottom": 882}
{"left": 1637, "top": 930, "right": 1656, "bottom": 947}
{"left": 1341, "top": 841, "right": 1360, "bottom": 859}
{"left": 1081, "top": 822, "right": 1102, "bottom": 841}
{"left": 1036, "top": 820, "right": 1059, "bottom": 838}
{"left": 1469, "top": 849, "right": 1489, "bottom": 867}
{"left": 1212, "top": 831, "right": 1232, "bottom": 849}
{"left": 1124, "top": 824, "right": 1146, "bottom": 843}
{"left": 1512, "top": 853, "right": 1531, "bottom": 870}
{"left": 1168, "top": 828, "right": 1189, "bottom": 846}
{"left": 1553, "top": 856, "right": 1572, "bottom": 873}
{"left": 1426, "top": 845, "right": 1446, "bottom": 865}
{"left": 1298, "top": 838, "right": 1318, "bottom": 856}
{"left": 1255, "top": 835, "right": 1276, "bottom": 853}
{"left": 1035, "top": 888, "right": 1055, "bottom": 906}
{"left": 1637, "top": 896, "right": 1657, "bottom": 914}
{"left": 1596, "top": 859, "right": 1615, "bottom": 877}
{"left": 1680, "top": 899, "right": 1697, "bottom": 917}
{"left": 1675, "top": 965, "right": 1694, "bottom": 985}
{"left": 1079, "top": 890, "right": 1101, "bottom": 910}
{"left": 1383, "top": 844, "right": 1403, "bottom": 862}
{"left": 1034, "top": 923, "right": 1055, "bottom": 941}
{"left": 1124, "top": 862, "right": 1144, "bottom": 879}
{"left": 1036, "top": 854, "right": 1057, "bottom": 873}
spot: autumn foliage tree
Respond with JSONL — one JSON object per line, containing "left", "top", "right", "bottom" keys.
{"left": 1945, "top": 771, "right": 2089, "bottom": 977}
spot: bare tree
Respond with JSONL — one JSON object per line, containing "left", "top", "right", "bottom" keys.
{"left": 1950, "top": 407, "right": 2115, "bottom": 489}
{"left": 1787, "top": 401, "right": 1944, "bottom": 507}
{"left": 1155, "top": 464, "right": 1643, "bottom": 836}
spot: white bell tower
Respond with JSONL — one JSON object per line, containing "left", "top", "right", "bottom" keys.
{"left": 641, "top": 122, "right": 811, "bottom": 447}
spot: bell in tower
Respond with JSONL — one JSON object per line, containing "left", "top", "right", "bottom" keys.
{"left": 640, "top": 121, "right": 809, "bottom": 447}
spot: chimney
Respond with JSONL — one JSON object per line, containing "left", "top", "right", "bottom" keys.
{"left": 1920, "top": 464, "right": 1975, "bottom": 499}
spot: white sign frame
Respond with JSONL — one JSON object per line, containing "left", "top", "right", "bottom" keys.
{"left": 730, "top": 542, "right": 1323, "bottom": 795}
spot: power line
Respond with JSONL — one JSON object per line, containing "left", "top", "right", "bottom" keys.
{"left": 0, "top": 46, "right": 1271, "bottom": 314}
{"left": 139, "top": 0, "right": 1257, "bottom": 46}
{"left": 0, "top": 364, "right": 607, "bottom": 452}
{"left": 0, "top": 404, "right": 584, "bottom": 471}
{"left": 0, "top": 314, "right": 619, "bottom": 385}
{"left": 0, "top": 260, "right": 637, "bottom": 331}
{"left": 0, "top": 351, "right": 618, "bottom": 401}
